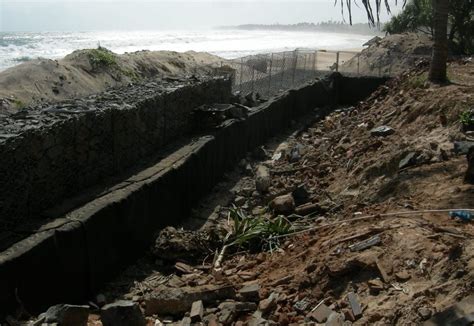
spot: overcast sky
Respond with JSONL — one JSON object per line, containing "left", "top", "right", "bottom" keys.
{"left": 0, "top": 0, "right": 402, "bottom": 31}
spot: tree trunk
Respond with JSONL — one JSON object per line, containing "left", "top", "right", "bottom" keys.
{"left": 429, "top": 0, "right": 450, "bottom": 83}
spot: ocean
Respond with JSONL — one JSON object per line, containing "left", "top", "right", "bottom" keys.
{"left": 0, "top": 29, "right": 373, "bottom": 71}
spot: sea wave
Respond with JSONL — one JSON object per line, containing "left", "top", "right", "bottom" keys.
{"left": 0, "top": 30, "right": 371, "bottom": 71}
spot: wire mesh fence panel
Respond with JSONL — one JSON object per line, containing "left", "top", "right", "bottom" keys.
{"left": 212, "top": 49, "right": 433, "bottom": 99}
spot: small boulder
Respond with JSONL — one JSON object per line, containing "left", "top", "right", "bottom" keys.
{"left": 399, "top": 152, "right": 418, "bottom": 169}
{"left": 370, "top": 125, "right": 395, "bottom": 137}
{"left": 101, "top": 300, "right": 146, "bottom": 326}
{"left": 270, "top": 194, "right": 295, "bottom": 215}
{"left": 255, "top": 165, "right": 272, "bottom": 193}
{"left": 42, "top": 304, "right": 89, "bottom": 326}
{"left": 238, "top": 284, "right": 260, "bottom": 302}
{"left": 258, "top": 293, "right": 277, "bottom": 313}
{"left": 190, "top": 300, "right": 204, "bottom": 323}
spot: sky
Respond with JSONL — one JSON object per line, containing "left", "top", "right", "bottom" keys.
{"left": 0, "top": 0, "right": 402, "bottom": 31}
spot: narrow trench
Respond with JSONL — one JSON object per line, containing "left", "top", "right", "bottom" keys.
{"left": 97, "top": 107, "right": 335, "bottom": 305}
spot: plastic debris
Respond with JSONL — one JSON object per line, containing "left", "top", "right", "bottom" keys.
{"left": 449, "top": 211, "right": 473, "bottom": 222}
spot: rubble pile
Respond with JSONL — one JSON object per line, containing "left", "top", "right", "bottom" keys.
{"left": 11, "top": 62, "right": 474, "bottom": 326}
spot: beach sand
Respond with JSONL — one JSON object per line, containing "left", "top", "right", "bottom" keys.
{"left": 0, "top": 49, "right": 224, "bottom": 112}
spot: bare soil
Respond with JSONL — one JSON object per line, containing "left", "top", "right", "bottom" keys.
{"left": 74, "top": 59, "right": 474, "bottom": 325}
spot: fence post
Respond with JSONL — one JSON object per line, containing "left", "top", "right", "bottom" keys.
{"left": 281, "top": 54, "right": 286, "bottom": 89}
{"left": 268, "top": 53, "right": 273, "bottom": 96}
{"left": 312, "top": 51, "right": 317, "bottom": 76}
{"left": 251, "top": 66, "right": 255, "bottom": 94}
{"left": 239, "top": 58, "right": 243, "bottom": 93}
{"left": 335, "top": 51, "right": 340, "bottom": 73}
{"left": 292, "top": 50, "right": 297, "bottom": 86}
{"left": 357, "top": 54, "right": 360, "bottom": 76}
{"left": 303, "top": 53, "right": 307, "bottom": 80}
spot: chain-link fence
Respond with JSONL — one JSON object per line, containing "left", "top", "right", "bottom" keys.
{"left": 210, "top": 49, "right": 431, "bottom": 98}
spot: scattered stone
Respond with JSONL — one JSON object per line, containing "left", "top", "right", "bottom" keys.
{"left": 42, "top": 304, "right": 89, "bottom": 326}
{"left": 295, "top": 202, "right": 323, "bottom": 216}
{"left": 418, "top": 307, "right": 432, "bottom": 320}
{"left": 238, "top": 284, "right": 260, "bottom": 302}
{"left": 255, "top": 165, "right": 272, "bottom": 193}
{"left": 326, "top": 312, "right": 345, "bottom": 326}
{"left": 152, "top": 226, "right": 217, "bottom": 261}
{"left": 347, "top": 292, "right": 362, "bottom": 319}
{"left": 218, "top": 301, "right": 257, "bottom": 313}
{"left": 270, "top": 194, "right": 295, "bottom": 215}
{"left": 175, "top": 262, "right": 195, "bottom": 274}
{"left": 395, "top": 271, "right": 411, "bottom": 282}
{"left": 234, "top": 196, "right": 246, "bottom": 206}
{"left": 180, "top": 316, "right": 192, "bottom": 326}
{"left": 307, "top": 303, "right": 333, "bottom": 323}
{"left": 375, "top": 258, "right": 390, "bottom": 283}
{"left": 259, "top": 293, "right": 277, "bottom": 313}
{"left": 145, "top": 285, "right": 236, "bottom": 315}
{"left": 190, "top": 300, "right": 204, "bottom": 323}
{"left": 399, "top": 152, "right": 418, "bottom": 169}
{"left": 370, "top": 125, "right": 395, "bottom": 137}
{"left": 101, "top": 300, "right": 146, "bottom": 326}
{"left": 368, "top": 279, "right": 384, "bottom": 294}
{"left": 289, "top": 143, "right": 304, "bottom": 162}
{"left": 453, "top": 141, "right": 474, "bottom": 155}
{"left": 349, "top": 234, "right": 381, "bottom": 251}
{"left": 342, "top": 309, "right": 356, "bottom": 322}
{"left": 293, "top": 299, "right": 311, "bottom": 312}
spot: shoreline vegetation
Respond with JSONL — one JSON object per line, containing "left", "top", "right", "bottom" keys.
{"left": 217, "top": 21, "right": 383, "bottom": 35}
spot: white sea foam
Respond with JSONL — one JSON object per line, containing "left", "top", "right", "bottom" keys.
{"left": 0, "top": 29, "right": 372, "bottom": 71}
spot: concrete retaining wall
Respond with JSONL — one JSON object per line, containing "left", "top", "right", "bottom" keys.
{"left": 0, "top": 77, "right": 231, "bottom": 225}
{"left": 0, "top": 73, "right": 388, "bottom": 315}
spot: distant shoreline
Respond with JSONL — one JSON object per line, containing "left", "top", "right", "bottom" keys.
{"left": 217, "top": 22, "right": 383, "bottom": 36}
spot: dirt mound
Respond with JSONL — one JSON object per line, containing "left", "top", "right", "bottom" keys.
{"left": 342, "top": 33, "right": 433, "bottom": 76}
{"left": 0, "top": 48, "right": 224, "bottom": 113}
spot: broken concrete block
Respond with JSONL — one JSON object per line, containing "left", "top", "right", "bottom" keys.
{"left": 190, "top": 300, "right": 204, "bottom": 323}
{"left": 326, "top": 312, "right": 345, "bottom": 326}
{"left": 238, "top": 284, "right": 260, "bottom": 302}
{"left": 347, "top": 292, "right": 362, "bottom": 319}
{"left": 145, "top": 285, "right": 236, "bottom": 316}
{"left": 270, "top": 194, "right": 295, "bottom": 215}
{"left": 255, "top": 165, "right": 272, "bottom": 193}
{"left": 307, "top": 303, "right": 333, "bottom": 323}
{"left": 101, "top": 300, "right": 146, "bottom": 326}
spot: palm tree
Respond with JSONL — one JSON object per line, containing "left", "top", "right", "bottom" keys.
{"left": 428, "top": 0, "right": 449, "bottom": 82}
{"left": 339, "top": 0, "right": 449, "bottom": 83}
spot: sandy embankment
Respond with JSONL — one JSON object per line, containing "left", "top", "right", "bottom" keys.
{"left": 0, "top": 48, "right": 225, "bottom": 113}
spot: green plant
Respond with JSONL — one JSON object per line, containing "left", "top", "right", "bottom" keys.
{"left": 407, "top": 73, "right": 428, "bottom": 89}
{"left": 460, "top": 109, "right": 474, "bottom": 126}
{"left": 87, "top": 46, "right": 118, "bottom": 71}
{"left": 13, "top": 99, "right": 25, "bottom": 109}
{"left": 228, "top": 207, "right": 293, "bottom": 251}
